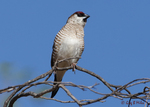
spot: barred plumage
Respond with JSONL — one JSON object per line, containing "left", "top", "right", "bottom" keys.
{"left": 51, "top": 11, "right": 90, "bottom": 98}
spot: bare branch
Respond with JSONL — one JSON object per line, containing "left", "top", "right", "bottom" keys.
{"left": 59, "top": 84, "right": 82, "bottom": 106}
{"left": 1, "top": 58, "right": 150, "bottom": 107}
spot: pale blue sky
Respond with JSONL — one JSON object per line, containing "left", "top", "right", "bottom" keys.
{"left": 0, "top": 1, "right": 150, "bottom": 107}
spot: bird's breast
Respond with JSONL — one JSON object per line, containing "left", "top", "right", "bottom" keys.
{"left": 58, "top": 36, "right": 83, "bottom": 65}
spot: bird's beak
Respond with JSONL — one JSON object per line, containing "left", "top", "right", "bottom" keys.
{"left": 83, "top": 14, "right": 90, "bottom": 22}
{"left": 85, "top": 14, "right": 90, "bottom": 19}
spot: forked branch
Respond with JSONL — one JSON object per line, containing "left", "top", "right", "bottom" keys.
{"left": 1, "top": 58, "right": 150, "bottom": 107}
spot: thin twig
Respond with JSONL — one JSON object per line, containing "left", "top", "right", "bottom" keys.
{"left": 1, "top": 58, "right": 150, "bottom": 107}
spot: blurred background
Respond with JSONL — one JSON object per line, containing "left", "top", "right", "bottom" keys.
{"left": 0, "top": 0, "right": 150, "bottom": 107}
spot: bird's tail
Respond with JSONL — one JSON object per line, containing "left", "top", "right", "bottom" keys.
{"left": 51, "top": 74, "right": 59, "bottom": 98}
{"left": 51, "top": 88, "right": 59, "bottom": 98}
{"left": 51, "top": 70, "right": 66, "bottom": 98}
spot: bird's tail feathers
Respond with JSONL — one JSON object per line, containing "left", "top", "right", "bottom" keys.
{"left": 51, "top": 70, "right": 67, "bottom": 98}
{"left": 51, "top": 87, "right": 59, "bottom": 98}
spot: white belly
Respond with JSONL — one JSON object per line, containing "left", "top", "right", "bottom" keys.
{"left": 57, "top": 37, "right": 82, "bottom": 67}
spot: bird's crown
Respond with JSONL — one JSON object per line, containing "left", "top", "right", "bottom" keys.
{"left": 67, "top": 11, "right": 90, "bottom": 27}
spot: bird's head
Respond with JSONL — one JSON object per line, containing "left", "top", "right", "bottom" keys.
{"left": 67, "top": 11, "right": 90, "bottom": 27}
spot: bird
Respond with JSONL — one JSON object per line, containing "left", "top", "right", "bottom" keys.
{"left": 51, "top": 11, "right": 90, "bottom": 98}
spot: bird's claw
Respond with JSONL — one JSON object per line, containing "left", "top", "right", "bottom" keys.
{"left": 71, "top": 63, "right": 77, "bottom": 74}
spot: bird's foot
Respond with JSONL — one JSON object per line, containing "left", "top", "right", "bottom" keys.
{"left": 71, "top": 63, "right": 77, "bottom": 73}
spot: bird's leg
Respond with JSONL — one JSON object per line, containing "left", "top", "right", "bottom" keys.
{"left": 71, "top": 63, "right": 77, "bottom": 73}
{"left": 52, "top": 66, "right": 57, "bottom": 74}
